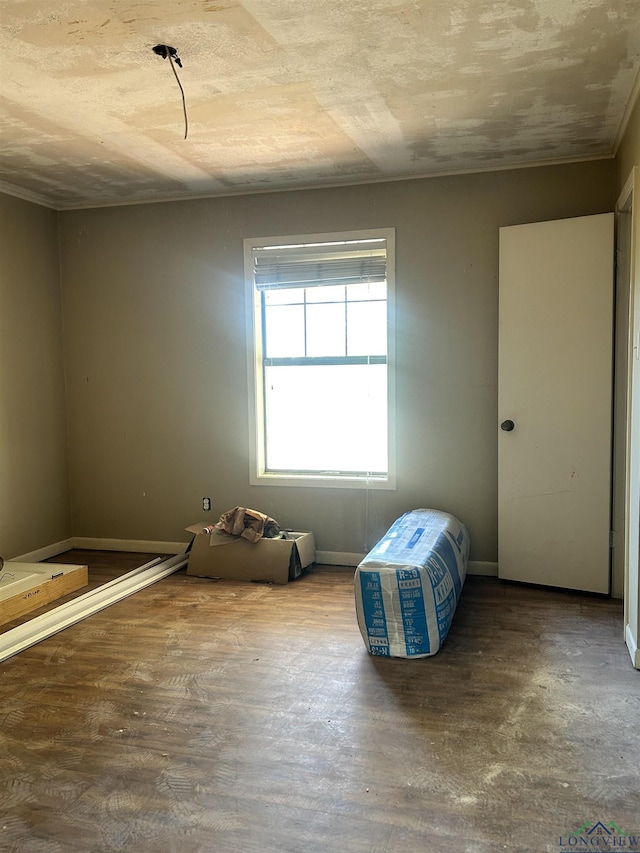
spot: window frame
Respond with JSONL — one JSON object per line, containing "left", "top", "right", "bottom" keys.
{"left": 244, "top": 228, "right": 396, "bottom": 490}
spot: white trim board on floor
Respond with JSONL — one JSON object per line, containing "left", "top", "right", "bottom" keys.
{"left": 0, "top": 553, "right": 188, "bottom": 662}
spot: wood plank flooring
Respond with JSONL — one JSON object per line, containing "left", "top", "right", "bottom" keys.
{"left": 1, "top": 550, "right": 172, "bottom": 634}
{"left": 1, "top": 551, "right": 638, "bottom": 853}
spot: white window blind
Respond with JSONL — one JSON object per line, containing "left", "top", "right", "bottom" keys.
{"left": 252, "top": 239, "right": 387, "bottom": 290}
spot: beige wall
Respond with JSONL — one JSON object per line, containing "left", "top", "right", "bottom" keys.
{"left": 616, "top": 90, "right": 640, "bottom": 194}
{"left": 58, "top": 159, "right": 615, "bottom": 561}
{"left": 0, "top": 194, "right": 71, "bottom": 559}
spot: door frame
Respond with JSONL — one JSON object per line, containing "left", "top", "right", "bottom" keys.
{"left": 615, "top": 166, "right": 640, "bottom": 669}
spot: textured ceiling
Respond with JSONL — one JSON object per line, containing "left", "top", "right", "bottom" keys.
{"left": 1, "top": 0, "right": 639, "bottom": 209}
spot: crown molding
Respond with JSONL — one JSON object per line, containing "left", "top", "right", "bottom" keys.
{"left": 614, "top": 65, "right": 640, "bottom": 156}
{"left": 55, "top": 152, "right": 614, "bottom": 212}
{"left": 1, "top": 151, "right": 616, "bottom": 213}
{"left": 0, "top": 179, "right": 57, "bottom": 209}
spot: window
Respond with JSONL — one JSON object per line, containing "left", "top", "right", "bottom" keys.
{"left": 245, "top": 228, "right": 395, "bottom": 488}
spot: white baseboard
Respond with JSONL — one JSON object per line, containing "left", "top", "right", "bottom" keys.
{"left": 316, "top": 551, "right": 499, "bottom": 577}
{"left": 316, "top": 551, "right": 364, "bottom": 567}
{"left": 12, "top": 539, "right": 74, "bottom": 563}
{"left": 468, "top": 560, "right": 499, "bottom": 577}
{"left": 625, "top": 623, "right": 639, "bottom": 669}
{"left": 12, "top": 537, "right": 188, "bottom": 562}
{"left": 71, "top": 537, "right": 189, "bottom": 554}
{"left": 12, "top": 539, "right": 499, "bottom": 579}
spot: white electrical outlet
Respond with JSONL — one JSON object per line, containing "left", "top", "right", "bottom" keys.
{"left": 202, "top": 497, "right": 211, "bottom": 511}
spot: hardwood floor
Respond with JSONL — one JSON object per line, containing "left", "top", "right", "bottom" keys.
{"left": 1, "top": 551, "right": 638, "bottom": 853}
{"left": 0, "top": 550, "right": 173, "bottom": 634}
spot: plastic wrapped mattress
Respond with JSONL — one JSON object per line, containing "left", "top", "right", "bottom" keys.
{"left": 354, "top": 509, "right": 470, "bottom": 658}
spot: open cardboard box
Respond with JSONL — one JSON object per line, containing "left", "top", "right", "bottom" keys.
{"left": 185, "top": 524, "right": 315, "bottom": 584}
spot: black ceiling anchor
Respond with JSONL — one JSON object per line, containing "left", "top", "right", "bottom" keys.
{"left": 152, "top": 44, "right": 188, "bottom": 138}
{"left": 152, "top": 44, "right": 182, "bottom": 67}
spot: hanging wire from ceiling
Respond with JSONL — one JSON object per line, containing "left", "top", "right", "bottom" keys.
{"left": 152, "top": 44, "right": 189, "bottom": 140}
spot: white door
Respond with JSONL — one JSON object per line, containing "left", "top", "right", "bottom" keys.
{"left": 498, "top": 213, "right": 614, "bottom": 593}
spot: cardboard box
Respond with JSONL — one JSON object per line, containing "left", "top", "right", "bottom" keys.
{"left": 185, "top": 524, "right": 315, "bottom": 584}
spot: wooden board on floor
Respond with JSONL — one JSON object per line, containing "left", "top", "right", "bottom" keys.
{"left": 0, "top": 563, "right": 88, "bottom": 626}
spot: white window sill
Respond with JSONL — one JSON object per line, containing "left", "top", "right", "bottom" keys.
{"left": 250, "top": 472, "right": 396, "bottom": 490}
